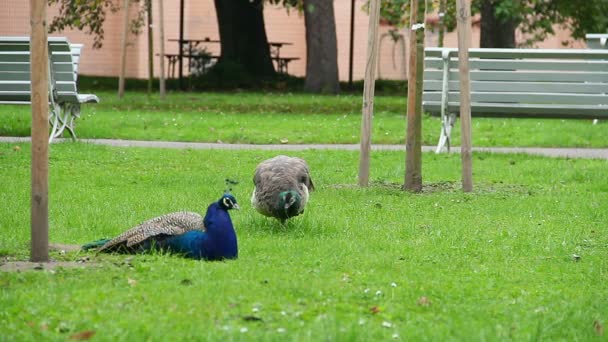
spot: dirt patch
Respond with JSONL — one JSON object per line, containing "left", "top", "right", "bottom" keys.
{"left": 1, "top": 243, "right": 97, "bottom": 272}
{"left": 0, "top": 259, "right": 97, "bottom": 272}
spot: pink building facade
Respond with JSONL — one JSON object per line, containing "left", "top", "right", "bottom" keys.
{"left": 0, "top": 1, "right": 586, "bottom": 81}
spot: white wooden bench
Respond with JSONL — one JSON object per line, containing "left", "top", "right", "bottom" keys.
{"left": 586, "top": 34, "right": 608, "bottom": 49}
{"left": 423, "top": 47, "right": 608, "bottom": 152}
{"left": 0, "top": 36, "right": 99, "bottom": 142}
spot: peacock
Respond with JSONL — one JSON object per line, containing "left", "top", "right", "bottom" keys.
{"left": 251, "top": 155, "right": 315, "bottom": 223}
{"left": 82, "top": 193, "right": 240, "bottom": 260}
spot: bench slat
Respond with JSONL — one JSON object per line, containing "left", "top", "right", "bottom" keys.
{"left": 424, "top": 80, "right": 608, "bottom": 94}
{"left": 0, "top": 71, "right": 30, "bottom": 81}
{"left": 423, "top": 101, "right": 608, "bottom": 118}
{"left": 424, "top": 69, "right": 608, "bottom": 83}
{"left": 425, "top": 58, "right": 608, "bottom": 72}
{"left": 425, "top": 47, "right": 608, "bottom": 60}
{"left": 0, "top": 62, "right": 75, "bottom": 73}
{"left": 424, "top": 91, "right": 608, "bottom": 105}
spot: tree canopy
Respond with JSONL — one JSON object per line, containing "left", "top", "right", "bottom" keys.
{"left": 372, "top": 0, "right": 608, "bottom": 47}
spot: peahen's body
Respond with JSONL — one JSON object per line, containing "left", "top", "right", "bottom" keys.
{"left": 83, "top": 194, "right": 240, "bottom": 260}
{"left": 251, "top": 155, "right": 314, "bottom": 223}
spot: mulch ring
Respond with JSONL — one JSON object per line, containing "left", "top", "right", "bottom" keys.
{"left": 1, "top": 243, "right": 97, "bottom": 272}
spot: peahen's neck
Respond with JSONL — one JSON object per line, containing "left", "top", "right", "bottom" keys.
{"left": 277, "top": 190, "right": 301, "bottom": 220}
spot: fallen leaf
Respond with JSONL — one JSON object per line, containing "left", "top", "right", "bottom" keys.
{"left": 417, "top": 296, "right": 431, "bottom": 307}
{"left": 127, "top": 278, "right": 137, "bottom": 286}
{"left": 242, "top": 315, "right": 263, "bottom": 322}
{"left": 70, "top": 330, "right": 96, "bottom": 340}
{"left": 369, "top": 306, "right": 381, "bottom": 314}
{"left": 13, "top": 146, "right": 21, "bottom": 151}
{"left": 594, "top": 320, "right": 604, "bottom": 336}
{"left": 280, "top": 138, "right": 289, "bottom": 144}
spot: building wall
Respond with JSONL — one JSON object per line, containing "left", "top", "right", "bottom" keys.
{"left": 0, "top": 0, "right": 587, "bottom": 81}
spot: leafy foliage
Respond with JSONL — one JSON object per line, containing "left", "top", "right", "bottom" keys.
{"left": 371, "top": 0, "right": 608, "bottom": 46}
{"left": 48, "top": 0, "right": 148, "bottom": 48}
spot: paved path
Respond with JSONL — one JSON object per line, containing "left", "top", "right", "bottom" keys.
{"left": 2, "top": 136, "right": 607, "bottom": 159}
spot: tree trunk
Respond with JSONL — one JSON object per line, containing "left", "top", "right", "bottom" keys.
{"left": 479, "top": 0, "right": 516, "bottom": 48}
{"left": 303, "top": 0, "right": 340, "bottom": 94}
{"left": 213, "top": 0, "right": 275, "bottom": 78}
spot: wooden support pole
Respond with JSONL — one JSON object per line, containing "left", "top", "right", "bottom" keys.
{"left": 158, "top": 0, "right": 166, "bottom": 99}
{"left": 438, "top": 0, "right": 446, "bottom": 47}
{"left": 348, "top": 0, "right": 355, "bottom": 87}
{"left": 404, "top": 0, "right": 425, "bottom": 192}
{"left": 456, "top": 0, "right": 473, "bottom": 192}
{"left": 30, "top": 0, "right": 49, "bottom": 262}
{"left": 357, "top": 0, "right": 381, "bottom": 187}
{"left": 147, "top": 0, "right": 154, "bottom": 94}
{"left": 178, "top": 0, "right": 185, "bottom": 90}
{"left": 118, "top": 0, "right": 131, "bottom": 98}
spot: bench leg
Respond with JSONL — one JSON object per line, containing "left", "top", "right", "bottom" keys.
{"left": 48, "top": 103, "right": 78, "bottom": 142}
{"left": 435, "top": 113, "right": 456, "bottom": 153}
{"left": 48, "top": 104, "right": 61, "bottom": 143}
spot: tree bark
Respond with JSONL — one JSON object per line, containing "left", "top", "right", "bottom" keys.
{"left": 479, "top": 0, "right": 516, "bottom": 48}
{"left": 303, "top": 0, "right": 340, "bottom": 94}
{"left": 213, "top": 0, "right": 275, "bottom": 78}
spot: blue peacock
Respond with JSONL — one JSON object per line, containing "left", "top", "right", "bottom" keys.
{"left": 83, "top": 193, "right": 240, "bottom": 260}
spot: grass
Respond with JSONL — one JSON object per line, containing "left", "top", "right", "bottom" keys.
{"left": 0, "top": 91, "right": 606, "bottom": 147}
{"left": 1, "top": 142, "right": 607, "bottom": 340}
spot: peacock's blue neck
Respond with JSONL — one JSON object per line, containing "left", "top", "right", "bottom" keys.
{"left": 163, "top": 201, "right": 238, "bottom": 260}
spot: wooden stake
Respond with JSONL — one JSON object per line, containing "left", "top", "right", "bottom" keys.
{"left": 158, "top": 0, "right": 166, "bottom": 99}
{"left": 147, "top": 0, "right": 154, "bottom": 94}
{"left": 438, "top": 0, "right": 446, "bottom": 47}
{"left": 456, "top": 0, "right": 473, "bottom": 192}
{"left": 357, "top": 0, "right": 381, "bottom": 187}
{"left": 404, "top": 0, "right": 425, "bottom": 192}
{"left": 118, "top": 0, "right": 131, "bottom": 98}
{"left": 30, "top": 0, "right": 49, "bottom": 262}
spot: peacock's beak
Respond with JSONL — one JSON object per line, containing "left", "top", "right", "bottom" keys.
{"left": 233, "top": 203, "right": 241, "bottom": 210}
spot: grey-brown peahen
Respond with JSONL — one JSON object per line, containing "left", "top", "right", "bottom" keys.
{"left": 251, "top": 155, "right": 315, "bottom": 223}
{"left": 82, "top": 194, "right": 240, "bottom": 260}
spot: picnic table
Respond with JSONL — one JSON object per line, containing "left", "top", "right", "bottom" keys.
{"left": 163, "top": 38, "right": 299, "bottom": 77}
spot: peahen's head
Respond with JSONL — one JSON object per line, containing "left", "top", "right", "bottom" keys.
{"left": 219, "top": 193, "right": 240, "bottom": 210}
{"left": 278, "top": 190, "right": 301, "bottom": 220}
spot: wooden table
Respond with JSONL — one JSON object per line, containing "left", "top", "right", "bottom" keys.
{"left": 166, "top": 38, "right": 299, "bottom": 75}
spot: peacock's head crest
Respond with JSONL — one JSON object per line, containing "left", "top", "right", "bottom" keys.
{"left": 219, "top": 193, "right": 240, "bottom": 210}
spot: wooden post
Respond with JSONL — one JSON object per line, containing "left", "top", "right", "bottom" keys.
{"left": 348, "top": 0, "right": 355, "bottom": 87}
{"left": 118, "top": 0, "right": 131, "bottom": 98}
{"left": 357, "top": 0, "right": 381, "bottom": 187}
{"left": 438, "top": 0, "right": 446, "bottom": 47}
{"left": 30, "top": 0, "right": 49, "bottom": 262}
{"left": 158, "top": 0, "right": 166, "bottom": 99}
{"left": 404, "top": 0, "right": 425, "bottom": 192}
{"left": 178, "top": 0, "right": 185, "bottom": 90}
{"left": 456, "top": 0, "right": 473, "bottom": 192}
{"left": 147, "top": 0, "right": 154, "bottom": 94}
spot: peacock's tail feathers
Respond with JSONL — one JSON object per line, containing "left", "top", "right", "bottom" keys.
{"left": 96, "top": 212, "right": 205, "bottom": 253}
{"left": 82, "top": 238, "right": 112, "bottom": 251}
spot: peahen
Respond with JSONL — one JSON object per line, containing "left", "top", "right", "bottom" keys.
{"left": 83, "top": 193, "right": 240, "bottom": 260}
{"left": 251, "top": 155, "right": 315, "bottom": 223}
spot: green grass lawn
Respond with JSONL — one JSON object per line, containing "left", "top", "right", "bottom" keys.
{"left": 1, "top": 142, "right": 606, "bottom": 340}
{"left": 1, "top": 91, "right": 606, "bottom": 147}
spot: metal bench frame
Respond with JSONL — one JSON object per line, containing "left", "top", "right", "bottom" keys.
{"left": 0, "top": 36, "right": 99, "bottom": 142}
{"left": 423, "top": 47, "right": 608, "bottom": 153}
